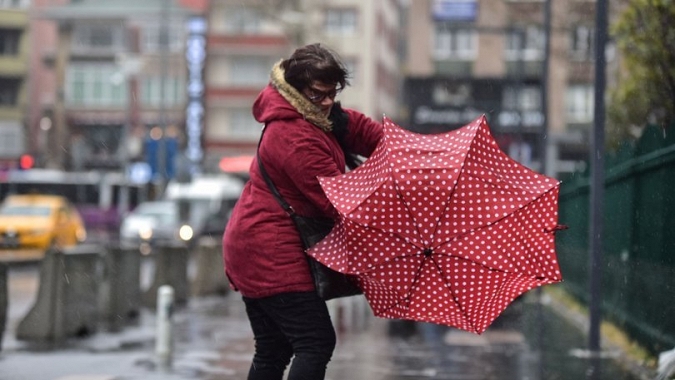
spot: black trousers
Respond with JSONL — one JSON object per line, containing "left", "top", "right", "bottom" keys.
{"left": 243, "top": 291, "right": 336, "bottom": 380}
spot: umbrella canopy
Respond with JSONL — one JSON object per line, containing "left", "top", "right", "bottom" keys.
{"left": 309, "top": 115, "right": 563, "bottom": 334}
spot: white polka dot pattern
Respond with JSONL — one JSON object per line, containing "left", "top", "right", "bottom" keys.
{"left": 308, "top": 115, "right": 563, "bottom": 334}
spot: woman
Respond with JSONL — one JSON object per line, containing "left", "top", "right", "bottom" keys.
{"left": 222, "top": 44, "right": 382, "bottom": 379}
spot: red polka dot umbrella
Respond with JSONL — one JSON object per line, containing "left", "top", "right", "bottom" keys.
{"left": 308, "top": 115, "right": 564, "bottom": 334}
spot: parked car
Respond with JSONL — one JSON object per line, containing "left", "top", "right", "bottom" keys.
{"left": 0, "top": 194, "right": 87, "bottom": 250}
{"left": 164, "top": 174, "right": 243, "bottom": 240}
{"left": 119, "top": 200, "right": 193, "bottom": 249}
{"left": 120, "top": 175, "right": 244, "bottom": 251}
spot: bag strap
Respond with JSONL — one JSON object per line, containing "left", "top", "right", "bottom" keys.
{"left": 256, "top": 125, "right": 296, "bottom": 217}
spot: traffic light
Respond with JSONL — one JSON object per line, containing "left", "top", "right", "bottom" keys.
{"left": 19, "top": 154, "right": 34, "bottom": 170}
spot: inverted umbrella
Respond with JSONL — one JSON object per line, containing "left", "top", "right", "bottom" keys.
{"left": 309, "top": 115, "right": 564, "bottom": 334}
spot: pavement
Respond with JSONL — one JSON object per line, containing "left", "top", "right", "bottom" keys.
{"left": 0, "top": 265, "right": 653, "bottom": 380}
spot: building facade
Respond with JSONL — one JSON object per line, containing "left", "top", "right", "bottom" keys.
{"left": 404, "top": 0, "right": 608, "bottom": 178}
{"left": 0, "top": 0, "right": 30, "bottom": 172}
{"left": 41, "top": 0, "right": 205, "bottom": 180}
{"left": 26, "top": 0, "right": 69, "bottom": 169}
{"left": 203, "top": 0, "right": 404, "bottom": 173}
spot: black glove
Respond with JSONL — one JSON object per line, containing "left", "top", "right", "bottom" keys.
{"left": 329, "top": 102, "right": 361, "bottom": 170}
{"left": 329, "top": 101, "right": 349, "bottom": 139}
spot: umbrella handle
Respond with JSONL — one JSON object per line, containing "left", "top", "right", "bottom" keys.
{"left": 545, "top": 224, "right": 569, "bottom": 233}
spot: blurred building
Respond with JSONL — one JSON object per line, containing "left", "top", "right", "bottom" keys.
{"left": 0, "top": 0, "right": 30, "bottom": 172}
{"left": 203, "top": 0, "right": 404, "bottom": 173}
{"left": 39, "top": 0, "right": 206, "bottom": 177}
{"left": 403, "top": 0, "right": 613, "bottom": 179}
{"left": 26, "top": 0, "right": 69, "bottom": 169}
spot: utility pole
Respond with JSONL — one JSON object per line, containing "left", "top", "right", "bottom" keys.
{"left": 589, "top": 0, "right": 608, "bottom": 367}
{"left": 536, "top": 3, "right": 552, "bottom": 379}
{"left": 156, "top": 0, "right": 170, "bottom": 193}
{"left": 50, "top": 23, "right": 72, "bottom": 170}
{"left": 513, "top": 27, "right": 525, "bottom": 166}
{"left": 541, "top": 0, "right": 551, "bottom": 176}
{"left": 117, "top": 25, "right": 142, "bottom": 217}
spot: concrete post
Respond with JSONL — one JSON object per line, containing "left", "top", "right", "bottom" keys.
{"left": 143, "top": 241, "right": 189, "bottom": 307}
{"left": 0, "top": 263, "right": 7, "bottom": 351}
{"left": 103, "top": 243, "right": 142, "bottom": 332}
{"left": 191, "top": 236, "right": 228, "bottom": 296}
{"left": 17, "top": 245, "right": 103, "bottom": 345}
{"left": 155, "top": 285, "right": 174, "bottom": 371}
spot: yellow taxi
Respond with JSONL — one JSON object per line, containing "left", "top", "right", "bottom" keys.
{"left": 0, "top": 194, "right": 87, "bottom": 250}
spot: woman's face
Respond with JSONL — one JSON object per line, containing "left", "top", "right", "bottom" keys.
{"left": 303, "top": 81, "right": 341, "bottom": 117}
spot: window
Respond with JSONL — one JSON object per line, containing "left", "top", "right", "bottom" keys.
{"left": 139, "top": 76, "right": 185, "bottom": 107}
{"left": 0, "top": 78, "right": 19, "bottom": 106}
{"left": 0, "top": 0, "right": 28, "bottom": 8}
{"left": 90, "top": 27, "right": 113, "bottom": 47}
{"left": 0, "top": 29, "right": 20, "bottom": 55}
{"left": 0, "top": 121, "right": 24, "bottom": 158}
{"left": 570, "top": 25, "right": 594, "bottom": 61}
{"left": 73, "top": 24, "right": 122, "bottom": 50}
{"left": 343, "top": 57, "right": 359, "bottom": 85}
{"left": 66, "top": 65, "right": 127, "bottom": 106}
{"left": 224, "top": 7, "right": 261, "bottom": 34}
{"left": 230, "top": 108, "right": 261, "bottom": 138}
{"left": 142, "top": 24, "right": 184, "bottom": 53}
{"left": 325, "top": 8, "right": 358, "bottom": 35}
{"left": 77, "top": 26, "right": 111, "bottom": 47}
{"left": 433, "top": 24, "right": 476, "bottom": 60}
{"left": 566, "top": 85, "right": 594, "bottom": 123}
{"left": 71, "top": 71, "right": 86, "bottom": 103}
{"left": 141, "top": 78, "right": 159, "bottom": 105}
{"left": 229, "top": 57, "right": 272, "bottom": 86}
{"left": 503, "top": 85, "right": 541, "bottom": 111}
{"left": 506, "top": 25, "right": 544, "bottom": 61}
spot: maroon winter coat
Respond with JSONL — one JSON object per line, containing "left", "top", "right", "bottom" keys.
{"left": 222, "top": 85, "right": 382, "bottom": 298}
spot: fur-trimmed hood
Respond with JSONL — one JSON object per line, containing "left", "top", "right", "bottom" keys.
{"left": 252, "top": 60, "right": 333, "bottom": 132}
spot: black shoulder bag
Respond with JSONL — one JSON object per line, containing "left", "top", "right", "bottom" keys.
{"left": 256, "top": 127, "right": 362, "bottom": 301}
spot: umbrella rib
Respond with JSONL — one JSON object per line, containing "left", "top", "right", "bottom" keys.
{"left": 427, "top": 145, "right": 472, "bottom": 248}
{"left": 355, "top": 118, "right": 561, "bottom": 333}
{"left": 385, "top": 142, "right": 440, "bottom": 246}
{"left": 435, "top": 251, "right": 530, "bottom": 282}
{"left": 373, "top": 253, "right": 425, "bottom": 317}
{"left": 430, "top": 126, "right": 558, "bottom": 252}
{"left": 429, "top": 254, "right": 475, "bottom": 331}
{"left": 476, "top": 183, "right": 559, "bottom": 235}
{"left": 436, "top": 185, "right": 559, "bottom": 256}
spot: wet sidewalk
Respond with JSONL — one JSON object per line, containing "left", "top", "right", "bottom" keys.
{"left": 1, "top": 291, "right": 533, "bottom": 380}
{"left": 0, "top": 266, "right": 652, "bottom": 380}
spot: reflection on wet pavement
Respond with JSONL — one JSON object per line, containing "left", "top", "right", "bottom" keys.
{"left": 2, "top": 266, "right": 646, "bottom": 380}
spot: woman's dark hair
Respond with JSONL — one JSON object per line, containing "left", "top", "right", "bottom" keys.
{"left": 281, "top": 43, "right": 350, "bottom": 91}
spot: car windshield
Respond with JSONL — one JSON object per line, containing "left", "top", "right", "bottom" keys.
{"left": 132, "top": 202, "right": 177, "bottom": 226}
{"left": 0, "top": 205, "right": 52, "bottom": 216}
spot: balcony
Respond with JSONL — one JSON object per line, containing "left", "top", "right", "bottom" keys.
{"left": 0, "top": 55, "right": 27, "bottom": 76}
{"left": 0, "top": 10, "right": 28, "bottom": 28}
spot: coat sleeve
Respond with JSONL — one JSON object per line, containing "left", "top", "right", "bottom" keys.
{"left": 264, "top": 122, "right": 342, "bottom": 217}
{"left": 344, "top": 109, "right": 383, "bottom": 157}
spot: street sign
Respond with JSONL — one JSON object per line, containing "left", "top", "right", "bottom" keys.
{"left": 128, "top": 162, "right": 152, "bottom": 184}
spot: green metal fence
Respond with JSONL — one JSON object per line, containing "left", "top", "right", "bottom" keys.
{"left": 557, "top": 125, "right": 675, "bottom": 354}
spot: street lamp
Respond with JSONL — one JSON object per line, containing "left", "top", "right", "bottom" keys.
{"left": 589, "top": 0, "right": 608, "bottom": 361}
{"left": 114, "top": 28, "right": 144, "bottom": 217}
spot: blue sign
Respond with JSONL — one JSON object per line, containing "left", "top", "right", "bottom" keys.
{"left": 432, "top": 0, "right": 477, "bottom": 21}
{"left": 144, "top": 137, "right": 178, "bottom": 180}
{"left": 128, "top": 162, "right": 152, "bottom": 184}
{"left": 185, "top": 16, "right": 207, "bottom": 175}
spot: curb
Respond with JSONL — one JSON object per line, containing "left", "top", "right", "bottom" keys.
{"left": 543, "top": 288, "right": 657, "bottom": 380}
